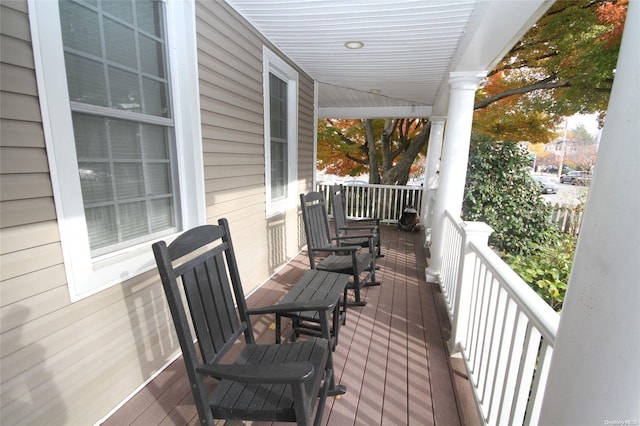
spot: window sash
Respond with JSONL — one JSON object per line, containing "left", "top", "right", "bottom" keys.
{"left": 60, "top": 0, "right": 179, "bottom": 256}
{"left": 264, "top": 48, "right": 298, "bottom": 218}
{"left": 29, "top": 0, "right": 205, "bottom": 300}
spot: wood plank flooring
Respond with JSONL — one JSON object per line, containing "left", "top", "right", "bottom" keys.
{"left": 102, "top": 225, "right": 480, "bottom": 426}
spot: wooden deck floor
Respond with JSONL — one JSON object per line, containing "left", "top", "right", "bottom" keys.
{"left": 102, "top": 225, "right": 480, "bottom": 426}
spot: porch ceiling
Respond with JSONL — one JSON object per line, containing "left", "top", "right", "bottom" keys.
{"left": 225, "top": 0, "right": 554, "bottom": 118}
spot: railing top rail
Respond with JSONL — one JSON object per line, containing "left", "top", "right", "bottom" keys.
{"left": 444, "top": 209, "right": 465, "bottom": 233}
{"left": 322, "top": 182, "right": 423, "bottom": 191}
{"left": 469, "top": 241, "right": 560, "bottom": 344}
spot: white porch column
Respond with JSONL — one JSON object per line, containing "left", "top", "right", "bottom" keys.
{"left": 426, "top": 72, "right": 486, "bottom": 282}
{"left": 539, "top": 2, "right": 640, "bottom": 424}
{"left": 421, "top": 116, "right": 446, "bottom": 240}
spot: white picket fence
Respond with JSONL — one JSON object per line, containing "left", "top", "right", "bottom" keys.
{"left": 550, "top": 203, "right": 584, "bottom": 236}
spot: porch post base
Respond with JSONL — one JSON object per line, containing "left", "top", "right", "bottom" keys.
{"left": 425, "top": 266, "right": 440, "bottom": 283}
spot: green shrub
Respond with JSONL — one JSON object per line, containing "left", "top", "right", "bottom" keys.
{"left": 463, "top": 134, "right": 555, "bottom": 257}
{"left": 463, "top": 134, "right": 575, "bottom": 312}
{"left": 505, "top": 233, "right": 576, "bottom": 312}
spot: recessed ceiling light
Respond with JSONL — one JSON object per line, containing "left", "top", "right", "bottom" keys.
{"left": 369, "top": 89, "right": 381, "bottom": 94}
{"left": 344, "top": 41, "right": 364, "bottom": 49}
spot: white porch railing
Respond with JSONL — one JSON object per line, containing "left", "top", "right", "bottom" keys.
{"left": 313, "top": 182, "right": 559, "bottom": 424}
{"left": 441, "top": 210, "right": 560, "bottom": 425}
{"left": 317, "top": 182, "right": 424, "bottom": 224}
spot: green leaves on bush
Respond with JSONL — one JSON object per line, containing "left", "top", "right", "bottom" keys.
{"left": 462, "top": 134, "right": 574, "bottom": 312}
{"left": 505, "top": 235, "right": 576, "bottom": 312}
{"left": 463, "top": 135, "right": 556, "bottom": 257}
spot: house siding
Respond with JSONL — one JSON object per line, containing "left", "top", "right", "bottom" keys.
{"left": 196, "top": 1, "right": 315, "bottom": 289}
{"left": 0, "top": 0, "right": 315, "bottom": 424}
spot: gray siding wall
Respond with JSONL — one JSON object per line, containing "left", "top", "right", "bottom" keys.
{"left": 0, "top": 0, "right": 315, "bottom": 424}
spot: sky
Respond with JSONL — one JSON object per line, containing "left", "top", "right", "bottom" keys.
{"left": 566, "top": 113, "right": 602, "bottom": 139}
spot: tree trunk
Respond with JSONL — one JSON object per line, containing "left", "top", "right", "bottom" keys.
{"left": 380, "top": 121, "right": 431, "bottom": 185}
{"left": 365, "top": 119, "right": 381, "bottom": 183}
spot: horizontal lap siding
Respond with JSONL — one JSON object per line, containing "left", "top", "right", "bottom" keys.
{"left": 196, "top": 1, "right": 315, "bottom": 292}
{"left": 0, "top": 1, "right": 180, "bottom": 424}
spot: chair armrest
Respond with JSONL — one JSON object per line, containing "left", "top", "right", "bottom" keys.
{"left": 246, "top": 300, "right": 335, "bottom": 316}
{"left": 333, "top": 235, "right": 375, "bottom": 243}
{"left": 350, "top": 218, "right": 381, "bottom": 226}
{"left": 196, "top": 361, "right": 315, "bottom": 384}
{"left": 337, "top": 233, "right": 376, "bottom": 241}
{"left": 338, "top": 225, "right": 377, "bottom": 232}
{"left": 311, "top": 245, "right": 359, "bottom": 253}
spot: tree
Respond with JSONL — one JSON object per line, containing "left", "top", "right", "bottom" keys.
{"left": 474, "top": 0, "right": 627, "bottom": 135}
{"left": 318, "top": 118, "right": 429, "bottom": 185}
{"left": 317, "top": 0, "right": 627, "bottom": 181}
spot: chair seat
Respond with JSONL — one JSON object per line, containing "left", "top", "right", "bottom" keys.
{"left": 210, "top": 339, "right": 329, "bottom": 422}
{"left": 315, "top": 252, "right": 371, "bottom": 276}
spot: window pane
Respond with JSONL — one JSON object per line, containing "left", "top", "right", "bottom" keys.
{"left": 149, "top": 198, "right": 174, "bottom": 232}
{"left": 114, "top": 163, "right": 145, "bottom": 199}
{"left": 141, "top": 124, "right": 168, "bottom": 159}
{"left": 118, "top": 201, "right": 148, "bottom": 240}
{"left": 139, "top": 35, "right": 165, "bottom": 78}
{"left": 136, "top": 0, "right": 163, "bottom": 38}
{"left": 109, "top": 66, "right": 141, "bottom": 112}
{"left": 270, "top": 73, "right": 287, "bottom": 139}
{"left": 271, "top": 140, "right": 287, "bottom": 200}
{"left": 104, "top": 18, "right": 137, "bottom": 69}
{"left": 73, "top": 114, "right": 108, "bottom": 158}
{"left": 110, "top": 120, "right": 141, "bottom": 159}
{"left": 102, "top": 0, "right": 133, "bottom": 24}
{"left": 85, "top": 206, "right": 117, "bottom": 250}
{"left": 79, "top": 162, "right": 113, "bottom": 203}
{"left": 142, "top": 77, "right": 169, "bottom": 117}
{"left": 146, "top": 163, "right": 170, "bottom": 195}
{"left": 60, "top": 1, "right": 101, "bottom": 56}
{"left": 65, "top": 53, "right": 108, "bottom": 106}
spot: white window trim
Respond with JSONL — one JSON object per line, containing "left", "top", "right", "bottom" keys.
{"left": 28, "top": 0, "right": 206, "bottom": 301}
{"left": 263, "top": 47, "right": 298, "bottom": 218}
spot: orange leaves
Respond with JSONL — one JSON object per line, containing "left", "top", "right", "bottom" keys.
{"left": 596, "top": 0, "right": 628, "bottom": 49}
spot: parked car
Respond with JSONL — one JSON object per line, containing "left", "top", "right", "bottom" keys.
{"left": 533, "top": 176, "right": 558, "bottom": 194}
{"left": 542, "top": 165, "right": 574, "bottom": 174}
{"left": 560, "top": 170, "right": 591, "bottom": 185}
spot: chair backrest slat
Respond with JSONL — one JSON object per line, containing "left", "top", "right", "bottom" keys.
{"left": 300, "top": 192, "right": 334, "bottom": 267}
{"left": 329, "top": 185, "right": 348, "bottom": 233}
{"left": 153, "top": 220, "right": 253, "bottom": 368}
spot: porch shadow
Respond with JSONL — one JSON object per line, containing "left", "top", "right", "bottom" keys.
{"left": 1, "top": 305, "right": 68, "bottom": 425}
{"left": 104, "top": 225, "right": 481, "bottom": 425}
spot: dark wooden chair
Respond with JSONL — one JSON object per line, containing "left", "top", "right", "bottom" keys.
{"left": 300, "top": 191, "right": 379, "bottom": 306}
{"left": 329, "top": 184, "right": 383, "bottom": 257}
{"left": 152, "top": 218, "right": 343, "bottom": 426}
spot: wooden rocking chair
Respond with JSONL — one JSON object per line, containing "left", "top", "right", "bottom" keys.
{"left": 300, "top": 191, "right": 379, "bottom": 306}
{"left": 152, "top": 218, "right": 343, "bottom": 426}
{"left": 329, "top": 184, "right": 383, "bottom": 257}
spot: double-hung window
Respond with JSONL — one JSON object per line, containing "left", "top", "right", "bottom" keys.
{"left": 263, "top": 48, "right": 298, "bottom": 217}
{"left": 30, "top": 0, "right": 204, "bottom": 300}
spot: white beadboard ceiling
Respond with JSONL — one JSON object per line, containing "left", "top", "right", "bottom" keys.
{"left": 225, "top": 0, "right": 554, "bottom": 118}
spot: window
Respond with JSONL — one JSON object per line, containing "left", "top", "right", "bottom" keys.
{"left": 263, "top": 48, "right": 298, "bottom": 217}
{"left": 30, "top": 0, "right": 205, "bottom": 300}
{"left": 59, "top": 0, "right": 177, "bottom": 255}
